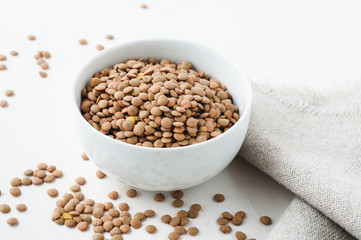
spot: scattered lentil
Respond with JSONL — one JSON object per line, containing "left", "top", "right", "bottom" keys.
{"left": 39, "top": 71, "right": 47, "bottom": 78}
{"left": 0, "top": 64, "right": 6, "bottom": 70}
{"left": 10, "top": 51, "right": 18, "bottom": 56}
{"left": 260, "top": 216, "right": 272, "bottom": 225}
{"left": 219, "top": 224, "right": 232, "bottom": 234}
{"left": 168, "top": 232, "right": 179, "bottom": 240}
{"left": 28, "top": 35, "right": 36, "bottom": 41}
{"left": 236, "top": 231, "right": 247, "bottom": 240}
{"left": 145, "top": 224, "right": 157, "bottom": 233}
{"left": 214, "top": 193, "right": 225, "bottom": 202}
{"left": 172, "top": 199, "right": 184, "bottom": 208}
{"left": 172, "top": 190, "right": 184, "bottom": 199}
{"left": 232, "top": 215, "right": 243, "bottom": 225}
{"left": 118, "top": 203, "right": 129, "bottom": 211}
{"left": 126, "top": 189, "right": 137, "bottom": 198}
{"left": 187, "top": 227, "right": 199, "bottom": 236}
{"left": 7, "top": 217, "right": 18, "bottom": 226}
{"left": 0, "top": 100, "right": 8, "bottom": 107}
{"left": 5, "top": 89, "right": 14, "bottom": 97}
{"left": 154, "top": 193, "right": 165, "bottom": 202}
{"left": 10, "top": 177, "right": 22, "bottom": 187}
{"left": 235, "top": 211, "right": 246, "bottom": 218}
{"left": 47, "top": 188, "right": 59, "bottom": 197}
{"left": 144, "top": 209, "right": 155, "bottom": 217}
{"left": 16, "top": 203, "right": 27, "bottom": 212}
{"left": 0, "top": 54, "right": 6, "bottom": 61}
{"left": 70, "top": 185, "right": 81, "bottom": 192}
{"left": 75, "top": 177, "right": 86, "bottom": 185}
{"left": 23, "top": 169, "right": 33, "bottom": 176}
{"left": 96, "top": 170, "right": 106, "bottom": 179}
{"left": 79, "top": 39, "right": 88, "bottom": 45}
{"left": 141, "top": 4, "right": 147, "bottom": 9}
{"left": 96, "top": 45, "right": 104, "bottom": 51}
{"left": 77, "top": 221, "right": 89, "bottom": 231}
{"left": 106, "top": 35, "right": 114, "bottom": 40}
{"left": 108, "top": 191, "right": 118, "bottom": 200}
{"left": 10, "top": 187, "right": 21, "bottom": 197}
{"left": 161, "top": 214, "right": 172, "bottom": 224}
{"left": 21, "top": 177, "right": 32, "bottom": 185}
{"left": 0, "top": 204, "right": 11, "bottom": 213}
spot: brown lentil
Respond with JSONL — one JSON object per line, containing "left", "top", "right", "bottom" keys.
{"left": 0, "top": 64, "right": 6, "bottom": 70}
{"left": 96, "top": 45, "right": 104, "bottom": 51}
{"left": 177, "top": 210, "right": 188, "bottom": 218}
{"left": 10, "top": 187, "right": 21, "bottom": 197}
{"left": 179, "top": 217, "right": 189, "bottom": 226}
{"left": 168, "top": 232, "right": 179, "bottom": 240}
{"left": 0, "top": 100, "right": 8, "bottom": 107}
{"left": 232, "top": 215, "right": 243, "bottom": 225}
{"left": 172, "top": 199, "right": 184, "bottom": 208}
{"left": 28, "top": 35, "right": 36, "bottom": 41}
{"left": 106, "top": 35, "right": 114, "bottom": 40}
{"left": 145, "top": 224, "right": 157, "bottom": 233}
{"left": 0, "top": 54, "right": 6, "bottom": 61}
{"left": 21, "top": 177, "right": 32, "bottom": 185}
{"left": 154, "top": 193, "right": 165, "bottom": 202}
{"left": 39, "top": 71, "right": 47, "bottom": 78}
{"left": 10, "top": 51, "right": 18, "bottom": 56}
{"left": 174, "top": 226, "right": 186, "bottom": 235}
{"left": 75, "top": 177, "right": 86, "bottom": 185}
{"left": 172, "top": 190, "right": 184, "bottom": 199}
{"left": 217, "top": 217, "right": 228, "bottom": 225}
{"left": 77, "top": 221, "right": 89, "bottom": 231}
{"left": 119, "top": 224, "right": 129, "bottom": 233}
{"left": 10, "top": 177, "right": 22, "bottom": 187}
{"left": 23, "top": 169, "right": 33, "bottom": 176}
{"left": 70, "top": 185, "right": 81, "bottom": 192}
{"left": 32, "top": 177, "right": 43, "bottom": 185}
{"left": 81, "top": 152, "right": 89, "bottom": 160}
{"left": 0, "top": 204, "right": 11, "bottom": 213}
{"left": 222, "top": 211, "right": 233, "bottom": 220}
{"left": 219, "top": 224, "right": 232, "bottom": 234}
{"left": 260, "top": 216, "right": 272, "bottom": 225}
{"left": 16, "top": 203, "right": 27, "bottom": 212}
{"left": 235, "top": 231, "right": 247, "bottom": 240}
{"left": 118, "top": 203, "right": 129, "bottom": 211}
{"left": 47, "top": 165, "right": 56, "bottom": 172}
{"left": 130, "top": 218, "right": 141, "bottom": 229}
{"left": 96, "top": 170, "right": 106, "bottom": 179}
{"left": 214, "top": 193, "right": 225, "bottom": 202}
{"left": 169, "top": 217, "right": 180, "bottom": 227}
{"left": 5, "top": 89, "right": 14, "bottom": 97}
{"left": 7, "top": 217, "right": 18, "bottom": 226}
{"left": 187, "top": 227, "right": 199, "bottom": 236}
{"left": 188, "top": 209, "right": 198, "bottom": 219}
{"left": 108, "top": 191, "right": 118, "bottom": 200}
{"left": 53, "top": 170, "right": 63, "bottom": 178}
{"left": 126, "top": 188, "right": 137, "bottom": 197}
{"left": 190, "top": 203, "right": 202, "bottom": 212}
{"left": 144, "top": 209, "right": 155, "bottom": 217}
{"left": 161, "top": 214, "right": 172, "bottom": 224}
{"left": 235, "top": 211, "right": 246, "bottom": 218}
{"left": 92, "top": 233, "right": 104, "bottom": 240}
{"left": 79, "top": 39, "right": 88, "bottom": 45}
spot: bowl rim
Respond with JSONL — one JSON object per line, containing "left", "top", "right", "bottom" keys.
{"left": 72, "top": 38, "right": 252, "bottom": 152}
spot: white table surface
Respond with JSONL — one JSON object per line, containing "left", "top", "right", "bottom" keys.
{"left": 1, "top": 0, "right": 360, "bottom": 239}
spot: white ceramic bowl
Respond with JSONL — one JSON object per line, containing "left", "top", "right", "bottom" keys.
{"left": 72, "top": 39, "right": 252, "bottom": 191}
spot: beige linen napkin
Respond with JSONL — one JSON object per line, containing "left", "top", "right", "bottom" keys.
{"left": 240, "top": 82, "right": 361, "bottom": 240}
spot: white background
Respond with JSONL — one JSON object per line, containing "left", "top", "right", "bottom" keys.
{"left": 0, "top": 0, "right": 360, "bottom": 239}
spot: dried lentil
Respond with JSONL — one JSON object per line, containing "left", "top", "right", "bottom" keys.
{"left": 10, "top": 187, "right": 21, "bottom": 197}
{"left": 108, "top": 191, "right": 118, "bottom": 200}
{"left": 126, "top": 188, "right": 137, "bottom": 197}
{"left": 16, "top": 203, "right": 27, "bottom": 212}
{"left": 154, "top": 193, "right": 165, "bottom": 202}
{"left": 5, "top": 89, "right": 14, "bottom": 97}
{"left": 81, "top": 152, "right": 89, "bottom": 160}
{"left": 260, "top": 216, "right": 272, "bottom": 225}
{"left": 7, "top": 217, "right": 18, "bottom": 226}
{"left": 172, "top": 190, "right": 184, "bottom": 199}
{"left": 235, "top": 231, "right": 247, "bottom": 240}
{"left": 219, "top": 224, "right": 232, "bottom": 234}
{"left": 188, "top": 227, "right": 199, "bottom": 236}
{"left": 172, "top": 199, "right": 184, "bottom": 208}
{"left": 79, "top": 39, "right": 88, "bottom": 45}
{"left": 0, "top": 204, "right": 11, "bottom": 213}
{"left": 75, "top": 177, "right": 86, "bottom": 185}
{"left": 96, "top": 45, "right": 104, "bottom": 51}
{"left": 0, "top": 64, "right": 6, "bottom": 70}
{"left": 39, "top": 71, "right": 47, "bottom": 78}
{"left": 214, "top": 193, "right": 225, "bottom": 202}
{"left": 145, "top": 224, "right": 157, "bottom": 233}
{"left": 96, "top": 170, "right": 106, "bottom": 179}
{"left": 28, "top": 35, "right": 36, "bottom": 40}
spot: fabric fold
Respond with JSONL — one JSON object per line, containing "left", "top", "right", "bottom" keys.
{"left": 240, "top": 82, "right": 361, "bottom": 239}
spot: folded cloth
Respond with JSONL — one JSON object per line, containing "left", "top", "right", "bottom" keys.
{"left": 240, "top": 82, "right": 361, "bottom": 240}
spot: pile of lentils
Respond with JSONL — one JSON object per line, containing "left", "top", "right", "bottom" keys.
{"left": 80, "top": 58, "right": 240, "bottom": 148}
